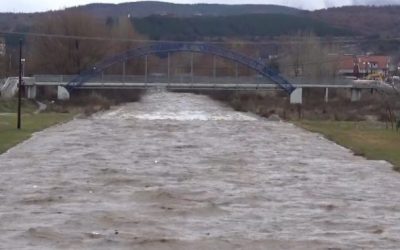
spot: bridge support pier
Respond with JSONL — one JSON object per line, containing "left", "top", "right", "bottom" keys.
{"left": 290, "top": 88, "right": 302, "bottom": 104}
{"left": 324, "top": 88, "right": 329, "bottom": 103}
{"left": 26, "top": 85, "right": 37, "bottom": 99}
{"left": 351, "top": 88, "right": 362, "bottom": 102}
{"left": 57, "top": 86, "right": 70, "bottom": 101}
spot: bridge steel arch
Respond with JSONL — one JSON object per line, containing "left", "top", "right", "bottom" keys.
{"left": 66, "top": 42, "right": 296, "bottom": 93}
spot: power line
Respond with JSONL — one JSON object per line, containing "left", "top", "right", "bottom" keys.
{"left": 0, "top": 30, "right": 152, "bottom": 43}
{"left": 0, "top": 30, "right": 374, "bottom": 45}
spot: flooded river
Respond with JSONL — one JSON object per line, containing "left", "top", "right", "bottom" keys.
{"left": 1, "top": 92, "right": 400, "bottom": 249}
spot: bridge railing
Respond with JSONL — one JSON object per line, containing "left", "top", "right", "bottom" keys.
{"left": 33, "top": 74, "right": 360, "bottom": 87}
{"left": 35, "top": 74, "right": 272, "bottom": 84}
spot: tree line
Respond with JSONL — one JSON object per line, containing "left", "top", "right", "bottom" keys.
{"left": 132, "top": 13, "right": 352, "bottom": 41}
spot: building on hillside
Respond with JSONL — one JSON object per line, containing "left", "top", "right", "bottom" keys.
{"left": 0, "top": 37, "right": 5, "bottom": 56}
{"left": 338, "top": 54, "right": 391, "bottom": 78}
{"left": 357, "top": 55, "right": 391, "bottom": 75}
{"left": 338, "top": 54, "right": 357, "bottom": 77}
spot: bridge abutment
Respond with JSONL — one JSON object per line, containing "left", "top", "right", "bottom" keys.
{"left": 290, "top": 88, "right": 302, "bottom": 104}
{"left": 324, "top": 88, "right": 329, "bottom": 103}
{"left": 26, "top": 85, "right": 37, "bottom": 99}
{"left": 351, "top": 88, "right": 362, "bottom": 102}
{"left": 57, "top": 86, "right": 70, "bottom": 100}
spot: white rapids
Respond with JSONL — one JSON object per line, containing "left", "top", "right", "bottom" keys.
{"left": 0, "top": 92, "right": 399, "bottom": 249}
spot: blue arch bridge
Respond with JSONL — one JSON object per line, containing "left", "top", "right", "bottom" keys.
{"left": 15, "top": 42, "right": 382, "bottom": 103}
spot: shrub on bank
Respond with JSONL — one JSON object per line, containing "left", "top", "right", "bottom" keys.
{"left": 204, "top": 89, "right": 400, "bottom": 122}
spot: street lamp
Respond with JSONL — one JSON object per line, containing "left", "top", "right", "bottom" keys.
{"left": 17, "top": 40, "right": 23, "bottom": 130}
{"left": 21, "top": 58, "right": 26, "bottom": 77}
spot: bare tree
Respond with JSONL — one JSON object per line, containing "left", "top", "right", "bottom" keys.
{"left": 278, "top": 32, "right": 339, "bottom": 83}
{"left": 105, "top": 16, "right": 144, "bottom": 75}
{"left": 28, "top": 10, "right": 109, "bottom": 75}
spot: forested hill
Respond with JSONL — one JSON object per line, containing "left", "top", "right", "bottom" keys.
{"left": 74, "top": 1, "right": 302, "bottom": 17}
{"left": 310, "top": 6, "right": 400, "bottom": 37}
{"left": 2, "top": 2, "right": 400, "bottom": 45}
{"left": 132, "top": 14, "right": 353, "bottom": 40}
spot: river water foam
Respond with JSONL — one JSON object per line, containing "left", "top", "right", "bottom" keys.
{"left": 0, "top": 92, "right": 399, "bottom": 249}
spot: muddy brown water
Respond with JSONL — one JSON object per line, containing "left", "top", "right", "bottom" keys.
{"left": 0, "top": 92, "right": 399, "bottom": 249}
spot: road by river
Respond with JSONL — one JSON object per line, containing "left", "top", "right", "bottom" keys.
{"left": 0, "top": 92, "right": 399, "bottom": 249}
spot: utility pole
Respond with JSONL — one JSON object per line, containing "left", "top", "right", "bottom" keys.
{"left": 213, "top": 55, "right": 216, "bottom": 79}
{"left": 21, "top": 58, "right": 26, "bottom": 77}
{"left": 7, "top": 54, "right": 12, "bottom": 77}
{"left": 122, "top": 61, "right": 126, "bottom": 83}
{"left": 17, "top": 39, "right": 22, "bottom": 130}
{"left": 191, "top": 53, "right": 194, "bottom": 83}
{"left": 145, "top": 55, "right": 148, "bottom": 83}
{"left": 167, "top": 52, "right": 170, "bottom": 83}
{"left": 75, "top": 40, "right": 81, "bottom": 74}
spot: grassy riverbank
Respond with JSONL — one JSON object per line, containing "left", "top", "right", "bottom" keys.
{"left": 297, "top": 121, "right": 400, "bottom": 171}
{"left": 0, "top": 112, "right": 74, "bottom": 154}
{"left": 0, "top": 99, "right": 74, "bottom": 154}
{"left": 203, "top": 90, "right": 400, "bottom": 171}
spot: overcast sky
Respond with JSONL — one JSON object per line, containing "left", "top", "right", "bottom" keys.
{"left": 1, "top": 0, "right": 399, "bottom": 12}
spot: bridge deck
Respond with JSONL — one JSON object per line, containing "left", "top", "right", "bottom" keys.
{"left": 17, "top": 75, "right": 386, "bottom": 90}
{"left": 30, "top": 81, "right": 383, "bottom": 90}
